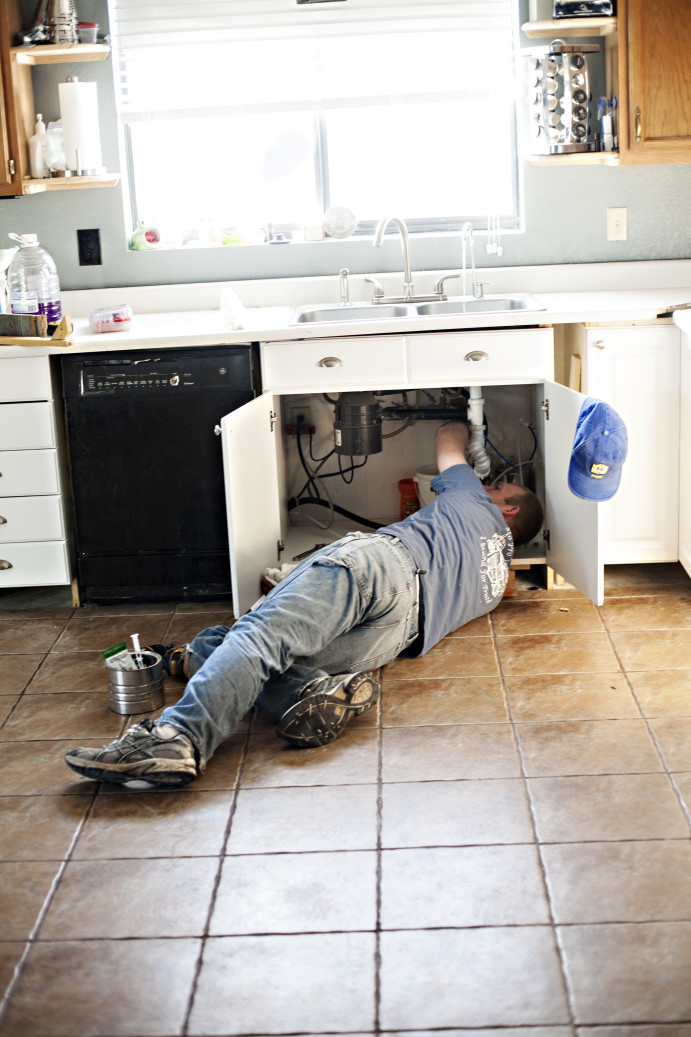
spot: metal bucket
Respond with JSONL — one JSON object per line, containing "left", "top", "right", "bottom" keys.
{"left": 105, "top": 650, "right": 164, "bottom": 715}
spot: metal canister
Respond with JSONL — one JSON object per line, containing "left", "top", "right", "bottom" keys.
{"left": 105, "top": 651, "right": 164, "bottom": 715}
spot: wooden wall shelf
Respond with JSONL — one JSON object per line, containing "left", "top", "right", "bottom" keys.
{"left": 521, "top": 17, "right": 617, "bottom": 38}
{"left": 11, "top": 43, "right": 110, "bottom": 65}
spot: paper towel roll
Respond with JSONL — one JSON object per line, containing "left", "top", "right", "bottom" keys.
{"left": 58, "top": 78, "right": 104, "bottom": 174}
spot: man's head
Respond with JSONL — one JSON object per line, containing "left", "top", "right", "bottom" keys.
{"left": 485, "top": 481, "right": 544, "bottom": 547}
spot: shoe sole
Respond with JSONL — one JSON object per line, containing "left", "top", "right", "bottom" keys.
{"left": 65, "top": 755, "right": 197, "bottom": 787}
{"left": 276, "top": 672, "right": 380, "bottom": 748}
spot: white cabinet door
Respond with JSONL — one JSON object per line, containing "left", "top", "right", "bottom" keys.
{"left": 221, "top": 393, "right": 282, "bottom": 618}
{"left": 585, "top": 326, "right": 680, "bottom": 563}
{"left": 678, "top": 321, "right": 691, "bottom": 579}
{"left": 542, "top": 380, "right": 604, "bottom": 605}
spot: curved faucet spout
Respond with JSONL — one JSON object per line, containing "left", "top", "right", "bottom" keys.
{"left": 373, "top": 215, "right": 414, "bottom": 299}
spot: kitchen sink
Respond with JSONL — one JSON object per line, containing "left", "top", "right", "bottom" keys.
{"left": 293, "top": 304, "right": 411, "bottom": 323}
{"left": 414, "top": 294, "right": 545, "bottom": 316}
{"left": 291, "top": 294, "right": 545, "bottom": 324}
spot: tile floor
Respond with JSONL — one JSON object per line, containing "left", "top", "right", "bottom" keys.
{"left": 0, "top": 564, "right": 690, "bottom": 1037}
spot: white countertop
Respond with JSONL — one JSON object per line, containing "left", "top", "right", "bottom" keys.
{"left": 3, "top": 261, "right": 691, "bottom": 358}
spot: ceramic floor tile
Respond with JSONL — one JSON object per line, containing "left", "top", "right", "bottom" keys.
{"left": 382, "top": 676, "right": 507, "bottom": 726}
{"left": 39, "top": 857, "right": 218, "bottom": 939}
{"left": 628, "top": 670, "right": 691, "bottom": 717}
{"left": 0, "top": 619, "right": 66, "bottom": 654}
{"left": 603, "top": 563, "right": 690, "bottom": 594}
{"left": 53, "top": 615, "right": 171, "bottom": 653}
{"left": 210, "top": 850, "right": 377, "bottom": 934}
{"left": 0, "top": 654, "right": 43, "bottom": 694}
{"left": 382, "top": 723, "right": 521, "bottom": 782}
{"left": 600, "top": 592, "right": 691, "bottom": 630}
{"left": 542, "top": 840, "right": 691, "bottom": 924}
{"left": 575, "top": 1028, "right": 691, "bottom": 1037}
{"left": 516, "top": 719, "right": 662, "bottom": 777}
{"left": 505, "top": 673, "right": 638, "bottom": 722}
{"left": 0, "top": 739, "right": 103, "bottom": 796}
{"left": 560, "top": 922, "right": 691, "bottom": 1024}
{"left": 241, "top": 728, "right": 378, "bottom": 788}
{"left": 0, "top": 692, "right": 125, "bottom": 741}
{"left": 492, "top": 598, "right": 602, "bottom": 635}
{"left": 380, "top": 845, "right": 549, "bottom": 929}
{"left": 77, "top": 602, "right": 177, "bottom": 616}
{"left": 0, "top": 943, "right": 26, "bottom": 1004}
{"left": 528, "top": 774, "right": 690, "bottom": 843}
{"left": 648, "top": 717, "right": 691, "bottom": 772}
{"left": 379, "top": 927, "right": 569, "bottom": 1030}
{"left": 0, "top": 938, "right": 200, "bottom": 1037}
{"left": 609, "top": 630, "right": 691, "bottom": 670}
{"left": 0, "top": 696, "right": 18, "bottom": 726}
{"left": 381, "top": 778, "right": 535, "bottom": 848}
{"left": 0, "top": 795, "right": 91, "bottom": 860}
{"left": 0, "top": 861, "right": 60, "bottom": 940}
{"left": 384, "top": 636, "right": 498, "bottom": 679}
{"left": 226, "top": 784, "right": 378, "bottom": 854}
{"left": 24, "top": 651, "right": 107, "bottom": 694}
{"left": 674, "top": 772, "right": 691, "bottom": 815}
{"left": 73, "top": 789, "right": 233, "bottom": 858}
{"left": 496, "top": 632, "right": 620, "bottom": 676}
{"left": 164, "top": 610, "right": 237, "bottom": 644}
{"left": 188, "top": 933, "right": 376, "bottom": 1035}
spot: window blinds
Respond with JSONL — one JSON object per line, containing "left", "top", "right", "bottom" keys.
{"left": 107, "top": 0, "right": 515, "bottom": 115}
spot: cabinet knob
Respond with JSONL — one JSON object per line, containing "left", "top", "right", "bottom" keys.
{"left": 464, "top": 350, "right": 489, "bottom": 362}
{"left": 0, "top": 560, "right": 13, "bottom": 570}
{"left": 0, "top": 516, "right": 6, "bottom": 524}
{"left": 594, "top": 339, "right": 606, "bottom": 350}
{"left": 214, "top": 424, "right": 222, "bottom": 436}
{"left": 318, "top": 356, "right": 344, "bottom": 368}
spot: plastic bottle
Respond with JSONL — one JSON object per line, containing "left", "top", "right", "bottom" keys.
{"left": 7, "top": 233, "right": 62, "bottom": 323}
{"left": 398, "top": 478, "right": 420, "bottom": 520}
{"left": 28, "top": 114, "right": 49, "bottom": 179}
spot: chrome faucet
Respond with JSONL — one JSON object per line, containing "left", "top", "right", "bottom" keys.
{"left": 338, "top": 268, "right": 351, "bottom": 306}
{"left": 371, "top": 215, "right": 437, "bottom": 304}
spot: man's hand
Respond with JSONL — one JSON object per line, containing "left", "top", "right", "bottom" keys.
{"left": 436, "top": 421, "right": 469, "bottom": 472}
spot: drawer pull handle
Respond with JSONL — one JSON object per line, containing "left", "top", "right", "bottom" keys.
{"left": 0, "top": 516, "right": 6, "bottom": 524}
{"left": 0, "top": 560, "right": 12, "bottom": 570}
{"left": 594, "top": 339, "right": 606, "bottom": 350}
{"left": 464, "top": 350, "right": 489, "bottom": 362}
{"left": 318, "top": 356, "right": 344, "bottom": 369}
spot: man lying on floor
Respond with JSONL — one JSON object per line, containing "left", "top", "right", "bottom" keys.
{"left": 65, "top": 422, "right": 543, "bottom": 788}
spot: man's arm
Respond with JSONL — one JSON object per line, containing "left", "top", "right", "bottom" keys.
{"left": 435, "top": 421, "right": 469, "bottom": 473}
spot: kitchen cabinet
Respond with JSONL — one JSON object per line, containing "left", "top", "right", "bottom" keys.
{"left": 0, "top": 355, "right": 70, "bottom": 588}
{"left": 222, "top": 327, "right": 607, "bottom": 618}
{"left": 561, "top": 323, "right": 681, "bottom": 564}
{"left": 0, "top": 0, "right": 119, "bottom": 195}
{"left": 677, "top": 320, "right": 691, "bottom": 581}
{"left": 522, "top": 0, "right": 691, "bottom": 165}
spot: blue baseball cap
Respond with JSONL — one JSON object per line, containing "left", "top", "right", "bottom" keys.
{"left": 568, "top": 397, "right": 628, "bottom": 502}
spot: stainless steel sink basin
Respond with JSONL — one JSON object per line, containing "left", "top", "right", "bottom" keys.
{"left": 291, "top": 294, "right": 545, "bottom": 325}
{"left": 293, "top": 304, "right": 411, "bottom": 323}
{"left": 414, "top": 294, "right": 545, "bottom": 316}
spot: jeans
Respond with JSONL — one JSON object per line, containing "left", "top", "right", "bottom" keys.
{"left": 159, "top": 532, "right": 420, "bottom": 765}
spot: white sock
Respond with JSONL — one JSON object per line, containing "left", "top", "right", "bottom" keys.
{"left": 154, "top": 722, "right": 191, "bottom": 745}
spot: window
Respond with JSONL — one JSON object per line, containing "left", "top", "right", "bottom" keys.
{"left": 107, "top": 0, "right": 520, "bottom": 247}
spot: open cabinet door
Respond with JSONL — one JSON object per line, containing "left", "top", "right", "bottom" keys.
{"left": 541, "top": 380, "right": 604, "bottom": 605}
{"left": 221, "top": 394, "right": 282, "bottom": 618}
{"left": 676, "top": 315, "right": 691, "bottom": 579}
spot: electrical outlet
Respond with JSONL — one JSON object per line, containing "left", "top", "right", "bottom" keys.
{"left": 606, "top": 207, "right": 627, "bottom": 241}
{"left": 288, "top": 402, "right": 313, "bottom": 428}
{"left": 77, "top": 228, "right": 102, "bottom": 265}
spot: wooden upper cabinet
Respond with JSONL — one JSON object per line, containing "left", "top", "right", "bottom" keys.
{"left": 619, "top": 0, "right": 691, "bottom": 164}
{"left": 0, "top": 0, "right": 30, "bottom": 195}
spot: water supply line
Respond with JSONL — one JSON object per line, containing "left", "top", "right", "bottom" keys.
{"left": 465, "top": 385, "right": 492, "bottom": 478}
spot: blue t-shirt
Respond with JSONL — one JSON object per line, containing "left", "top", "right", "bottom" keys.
{"left": 378, "top": 464, "right": 514, "bottom": 655}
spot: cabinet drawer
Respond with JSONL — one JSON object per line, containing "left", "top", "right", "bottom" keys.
{"left": 262, "top": 336, "right": 407, "bottom": 390}
{"left": 0, "top": 449, "right": 60, "bottom": 496}
{"left": 0, "top": 540, "right": 70, "bottom": 587}
{"left": 408, "top": 328, "right": 554, "bottom": 384}
{"left": 0, "top": 402, "right": 56, "bottom": 449}
{"left": 0, "top": 496, "right": 65, "bottom": 542}
{"left": 0, "top": 357, "right": 52, "bottom": 402}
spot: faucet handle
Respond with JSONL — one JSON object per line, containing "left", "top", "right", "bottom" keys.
{"left": 433, "top": 272, "right": 461, "bottom": 298}
{"left": 472, "top": 280, "right": 491, "bottom": 300}
{"left": 364, "top": 276, "right": 385, "bottom": 300}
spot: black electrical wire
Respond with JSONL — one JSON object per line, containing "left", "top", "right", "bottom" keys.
{"left": 287, "top": 497, "right": 380, "bottom": 528}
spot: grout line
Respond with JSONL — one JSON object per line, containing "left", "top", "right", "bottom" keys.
{"left": 488, "top": 609, "right": 577, "bottom": 1034}
{"left": 374, "top": 675, "right": 384, "bottom": 1037}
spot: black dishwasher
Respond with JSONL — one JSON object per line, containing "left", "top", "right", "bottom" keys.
{"left": 61, "top": 345, "right": 260, "bottom": 605}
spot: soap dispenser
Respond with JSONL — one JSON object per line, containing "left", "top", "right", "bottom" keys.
{"left": 29, "top": 114, "right": 49, "bottom": 178}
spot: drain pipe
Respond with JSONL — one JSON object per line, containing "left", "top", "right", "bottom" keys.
{"left": 465, "top": 386, "right": 492, "bottom": 478}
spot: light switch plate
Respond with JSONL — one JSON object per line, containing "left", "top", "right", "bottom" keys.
{"left": 607, "top": 207, "right": 627, "bottom": 241}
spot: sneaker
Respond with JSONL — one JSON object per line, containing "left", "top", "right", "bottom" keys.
{"left": 65, "top": 718, "right": 199, "bottom": 786}
{"left": 144, "top": 643, "right": 191, "bottom": 680}
{"left": 276, "top": 670, "right": 380, "bottom": 748}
